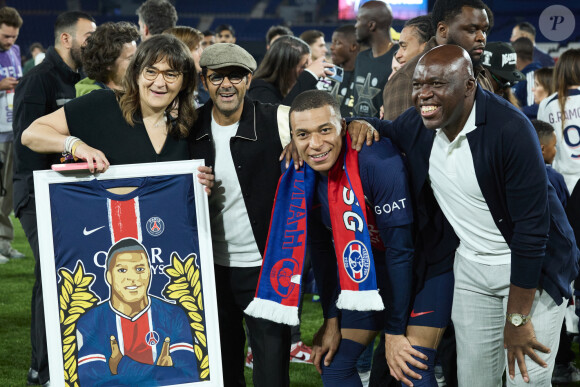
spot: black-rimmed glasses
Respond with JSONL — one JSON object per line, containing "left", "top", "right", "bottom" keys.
{"left": 207, "top": 72, "right": 247, "bottom": 86}
{"left": 142, "top": 67, "right": 183, "bottom": 83}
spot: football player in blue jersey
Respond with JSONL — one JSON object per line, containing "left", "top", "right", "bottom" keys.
{"left": 76, "top": 238, "right": 199, "bottom": 385}
{"left": 287, "top": 90, "right": 430, "bottom": 386}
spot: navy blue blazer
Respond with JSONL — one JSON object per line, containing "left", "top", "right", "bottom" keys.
{"left": 365, "top": 87, "right": 579, "bottom": 304}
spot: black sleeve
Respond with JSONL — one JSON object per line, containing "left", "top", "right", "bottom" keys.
{"left": 282, "top": 71, "right": 318, "bottom": 106}
{"left": 248, "top": 80, "right": 283, "bottom": 104}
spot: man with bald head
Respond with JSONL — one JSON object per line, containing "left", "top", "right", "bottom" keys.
{"left": 352, "top": 0, "right": 398, "bottom": 118}
{"left": 383, "top": 0, "right": 493, "bottom": 120}
{"left": 351, "top": 44, "right": 578, "bottom": 386}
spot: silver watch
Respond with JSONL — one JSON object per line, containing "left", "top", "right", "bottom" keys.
{"left": 506, "top": 313, "right": 531, "bottom": 327}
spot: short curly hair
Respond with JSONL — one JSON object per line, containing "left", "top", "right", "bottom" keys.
{"left": 81, "top": 22, "right": 139, "bottom": 84}
{"left": 137, "top": 0, "right": 177, "bottom": 36}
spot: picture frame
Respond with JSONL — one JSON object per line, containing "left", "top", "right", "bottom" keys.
{"left": 34, "top": 160, "right": 222, "bottom": 387}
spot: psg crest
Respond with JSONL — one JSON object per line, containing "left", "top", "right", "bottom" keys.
{"left": 146, "top": 216, "right": 165, "bottom": 236}
{"left": 145, "top": 330, "right": 160, "bottom": 346}
{"left": 270, "top": 258, "right": 300, "bottom": 298}
{"left": 343, "top": 240, "right": 371, "bottom": 283}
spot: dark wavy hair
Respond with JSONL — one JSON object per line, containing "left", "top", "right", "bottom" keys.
{"left": 553, "top": 49, "right": 580, "bottom": 132}
{"left": 118, "top": 34, "right": 197, "bottom": 138}
{"left": 81, "top": 22, "right": 139, "bottom": 84}
{"left": 253, "top": 35, "right": 310, "bottom": 97}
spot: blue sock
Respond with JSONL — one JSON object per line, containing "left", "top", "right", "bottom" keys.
{"left": 321, "top": 338, "right": 366, "bottom": 387}
{"left": 400, "top": 345, "right": 437, "bottom": 387}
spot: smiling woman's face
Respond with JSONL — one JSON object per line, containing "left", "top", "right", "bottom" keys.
{"left": 138, "top": 58, "right": 183, "bottom": 112}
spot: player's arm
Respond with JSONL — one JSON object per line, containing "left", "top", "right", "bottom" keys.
{"left": 76, "top": 320, "right": 114, "bottom": 384}
{"left": 116, "top": 308, "right": 199, "bottom": 382}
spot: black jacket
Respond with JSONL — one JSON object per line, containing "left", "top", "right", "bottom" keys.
{"left": 13, "top": 46, "right": 80, "bottom": 216}
{"left": 189, "top": 97, "right": 290, "bottom": 256}
{"left": 248, "top": 71, "right": 318, "bottom": 105}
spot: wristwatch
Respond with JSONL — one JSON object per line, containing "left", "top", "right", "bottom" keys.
{"left": 506, "top": 313, "right": 531, "bottom": 327}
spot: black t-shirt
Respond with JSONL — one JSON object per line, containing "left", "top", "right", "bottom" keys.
{"left": 352, "top": 46, "right": 398, "bottom": 118}
{"left": 64, "top": 89, "right": 189, "bottom": 165}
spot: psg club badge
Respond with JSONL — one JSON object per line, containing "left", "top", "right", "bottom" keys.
{"left": 270, "top": 258, "right": 300, "bottom": 298}
{"left": 343, "top": 240, "right": 371, "bottom": 283}
{"left": 145, "top": 330, "right": 160, "bottom": 346}
{"left": 146, "top": 216, "right": 165, "bottom": 237}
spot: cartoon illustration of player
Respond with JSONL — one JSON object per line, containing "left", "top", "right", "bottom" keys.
{"left": 76, "top": 238, "right": 199, "bottom": 386}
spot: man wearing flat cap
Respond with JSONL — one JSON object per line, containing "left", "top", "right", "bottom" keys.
{"left": 189, "top": 43, "right": 292, "bottom": 386}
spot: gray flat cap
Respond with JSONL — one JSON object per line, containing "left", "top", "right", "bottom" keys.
{"left": 200, "top": 43, "right": 257, "bottom": 73}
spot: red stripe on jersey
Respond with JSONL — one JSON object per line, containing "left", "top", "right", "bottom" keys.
{"left": 170, "top": 343, "right": 194, "bottom": 353}
{"left": 109, "top": 199, "right": 140, "bottom": 242}
{"left": 78, "top": 354, "right": 106, "bottom": 365}
{"left": 120, "top": 311, "right": 154, "bottom": 364}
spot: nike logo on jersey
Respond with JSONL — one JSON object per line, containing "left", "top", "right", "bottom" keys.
{"left": 410, "top": 310, "right": 434, "bottom": 318}
{"left": 83, "top": 226, "right": 105, "bottom": 236}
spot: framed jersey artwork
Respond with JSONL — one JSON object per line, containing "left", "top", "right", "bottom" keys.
{"left": 34, "top": 160, "right": 223, "bottom": 387}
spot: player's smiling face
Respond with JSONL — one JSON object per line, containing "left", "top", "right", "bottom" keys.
{"left": 291, "top": 105, "right": 345, "bottom": 176}
{"left": 107, "top": 251, "right": 151, "bottom": 306}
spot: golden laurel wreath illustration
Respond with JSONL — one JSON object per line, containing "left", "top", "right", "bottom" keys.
{"left": 163, "top": 252, "right": 210, "bottom": 380}
{"left": 58, "top": 263, "right": 98, "bottom": 387}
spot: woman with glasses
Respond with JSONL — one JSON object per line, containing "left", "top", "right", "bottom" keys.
{"left": 249, "top": 35, "right": 333, "bottom": 105}
{"left": 21, "top": 34, "right": 205, "bottom": 175}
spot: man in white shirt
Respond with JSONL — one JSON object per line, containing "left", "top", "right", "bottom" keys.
{"left": 351, "top": 44, "right": 578, "bottom": 386}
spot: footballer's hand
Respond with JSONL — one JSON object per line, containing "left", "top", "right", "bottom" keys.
{"left": 312, "top": 317, "right": 341, "bottom": 374}
{"left": 385, "top": 333, "right": 428, "bottom": 387}
{"left": 109, "top": 335, "right": 123, "bottom": 375}
{"left": 156, "top": 337, "right": 174, "bottom": 367}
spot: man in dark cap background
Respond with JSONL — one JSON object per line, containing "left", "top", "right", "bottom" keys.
{"left": 480, "top": 41, "right": 524, "bottom": 105}
{"left": 189, "top": 43, "right": 292, "bottom": 387}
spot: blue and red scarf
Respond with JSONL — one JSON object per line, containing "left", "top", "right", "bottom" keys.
{"left": 245, "top": 135, "right": 384, "bottom": 325}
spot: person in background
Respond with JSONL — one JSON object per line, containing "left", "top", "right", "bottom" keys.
{"left": 249, "top": 36, "right": 333, "bottom": 105}
{"left": 481, "top": 41, "right": 524, "bottom": 107}
{"left": 300, "top": 29, "right": 328, "bottom": 61}
{"left": 382, "top": 0, "right": 493, "bottom": 121}
{"left": 538, "top": 49, "right": 580, "bottom": 195}
{"left": 0, "top": 6, "right": 24, "bottom": 266}
{"left": 13, "top": 12, "right": 96, "bottom": 385}
{"left": 522, "top": 67, "right": 553, "bottom": 120}
{"left": 352, "top": 1, "right": 398, "bottom": 118}
{"left": 22, "top": 42, "right": 44, "bottom": 74}
{"left": 202, "top": 30, "right": 215, "bottom": 49}
{"left": 510, "top": 21, "right": 554, "bottom": 67}
{"left": 394, "top": 15, "right": 434, "bottom": 69}
{"left": 266, "top": 24, "right": 293, "bottom": 50}
{"left": 216, "top": 24, "right": 236, "bottom": 43}
{"left": 75, "top": 21, "right": 139, "bottom": 96}
{"left": 329, "top": 24, "right": 360, "bottom": 117}
{"left": 136, "top": 0, "right": 177, "bottom": 41}
{"left": 512, "top": 37, "right": 542, "bottom": 108}
{"left": 530, "top": 118, "right": 580, "bottom": 385}
{"left": 163, "top": 26, "right": 209, "bottom": 106}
